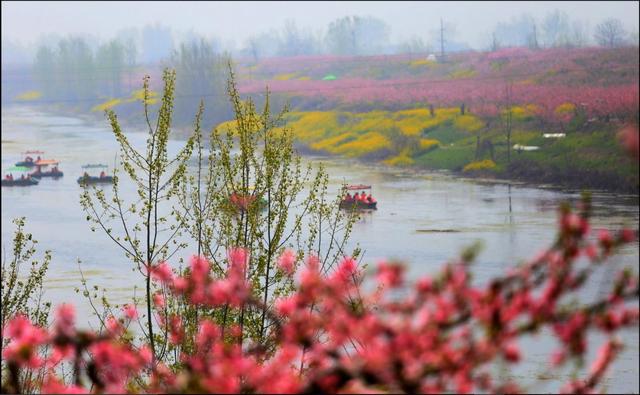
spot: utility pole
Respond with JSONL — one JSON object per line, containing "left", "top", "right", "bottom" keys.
{"left": 440, "top": 18, "right": 445, "bottom": 61}
{"left": 531, "top": 23, "right": 539, "bottom": 49}
{"left": 504, "top": 80, "right": 514, "bottom": 166}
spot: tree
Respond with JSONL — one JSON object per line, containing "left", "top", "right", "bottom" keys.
{"left": 141, "top": 24, "right": 173, "bottom": 65}
{"left": 277, "top": 19, "right": 321, "bottom": 56}
{"left": 33, "top": 45, "right": 56, "bottom": 98}
{"left": 594, "top": 18, "right": 628, "bottom": 48}
{"left": 325, "top": 16, "right": 390, "bottom": 55}
{"left": 541, "top": 10, "right": 570, "bottom": 48}
{"left": 569, "top": 20, "right": 590, "bottom": 48}
{"left": 492, "top": 13, "right": 536, "bottom": 48}
{"left": 500, "top": 80, "right": 514, "bottom": 166}
{"left": 398, "top": 36, "right": 430, "bottom": 55}
{"left": 95, "top": 39, "right": 126, "bottom": 97}
{"left": 80, "top": 69, "right": 196, "bottom": 359}
{"left": 1, "top": 218, "right": 51, "bottom": 395}
{"left": 177, "top": 64, "right": 357, "bottom": 349}
{"left": 168, "top": 37, "right": 233, "bottom": 127}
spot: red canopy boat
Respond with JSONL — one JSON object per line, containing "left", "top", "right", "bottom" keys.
{"left": 340, "top": 184, "right": 377, "bottom": 210}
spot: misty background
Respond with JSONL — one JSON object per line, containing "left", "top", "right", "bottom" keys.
{"left": 2, "top": 1, "right": 639, "bottom": 126}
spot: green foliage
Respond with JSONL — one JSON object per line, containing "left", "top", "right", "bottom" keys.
{"left": 1, "top": 217, "right": 51, "bottom": 332}
{"left": 80, "top": 69, "right": 196, "bottom": 360}
{"left": 1, "top": 217, "right": 51, "bottom": 393}
{"left": 180, "top": 64, "right": 358, "bottom": 351}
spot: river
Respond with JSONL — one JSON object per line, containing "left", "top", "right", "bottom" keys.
{"left": 2, "top": 105, "right": 639, "bottom": 393}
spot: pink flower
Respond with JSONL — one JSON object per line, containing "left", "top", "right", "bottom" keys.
{"left": 54, "top": 304, "right": 75, "bottom": 336}
{"left": 150, "top": 261, "right": 174, "bottom": 283}
{"left": 139, "top": 345, "right": 153, "bottom": 366}
{"left": 376, "top": 261, "right": 404, "bottom": 287}
{"left": 334, "top": 256, "right": 357, "bottom": 282}
{"left": 47, "top": 344, "right": 74, "bottom": 367}
{"left": 620, "top": 228, "right": 636, "bottom": 243}
{"left": 598, "top": 229, "right": 613, "bottom": 250}
{"left": 122, "top": 304, "right": 138, "bottom": 320}
{"left": 503, "top": 343, "right": 521, "bottom": 363}
{"left": 172, "top": 276, "right": 189, "bottom": 293}
{"left": 619, "top": 124, "right": 639, "bottom": 159}
{"left": 42, "top": 375, "right": 88, "bottom": 394}
{"left": 169, "top": 315, "right": 183, "bottom": 345}
{"left": 551, "top": 350, "right": 567, "bottom": 366}
{"left": 228, "top": 247, "right": 248, "bottom": 272}
{"left": 583, "top": 244, "right": 599, "bottom": 261}
{"left": 190, "top": 255, "right": 210, "bottom": 277}
{"left": 276, "top": 296, "right": 298, "bottom": 316}
{"left": 196, "top": 320, "right": 220, "bottom": 349}
{"left": 2, "top": 315, "right": 48, "bottom": 368}
{"left": 416, "top": 277, "right": 433, "bottom": 294}
{"left": 277, "top": 249, "right": 297, "bottom": 276}
{"left": 589, "top": 339, "right": 620, "bottom": 376}
{"left": 105, "top": 316, "right": 122, "bottom": 336}
{"left": 153, "top": 292, "right": 165, "bottom": 309}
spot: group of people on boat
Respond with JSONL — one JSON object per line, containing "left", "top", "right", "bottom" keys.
{"left": 82, "top": 171, "right": 107, "bottom": 178}
{"left": 343, "top": 191, "right": 376, "bottom": 204}
{"left": 33, "top": 165, "right": 60, "bottom": 175}
{"left": 4, "top": 173, "right": 32, "bottom": 181}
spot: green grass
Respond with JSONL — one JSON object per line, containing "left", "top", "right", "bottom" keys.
{"left": 421, "top": 121, "right": 473, "bottom": 144}
{"left": 415, "top": 145, "right": 476, "bottom": 171}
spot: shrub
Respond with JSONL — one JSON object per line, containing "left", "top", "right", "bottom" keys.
{"left": 463, "top": 159, "right": 498, "bottom": 172}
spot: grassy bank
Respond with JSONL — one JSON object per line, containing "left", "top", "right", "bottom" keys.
{"left": 215, "top": 107, "right": 638, "bottom": 193}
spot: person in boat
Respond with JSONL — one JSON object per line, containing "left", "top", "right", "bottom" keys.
{"left": 25, "top": 156, "right": 33, "bottom": 163}
{"left": 36, "top": 156, "right": 41, "bottom": 161}
{"left": 344, "top": 192, "right": 353, "bottom": 202}
{"left": 366, "top": 193, "right": 375, "bottom": 203}
{"left": 8, "top": 174, "right": 13, "bottom": 180}
{"left": 20, "top": 174, "right": 25, "bottom": 180}
{"left": 100, "top": 171, "right": 105, "bottom": 178}
{"left": 357, "top": 192, "right": 366, "bottom": 202}
{"left": 84, "top": 172, "right": 89, "bottom": 179}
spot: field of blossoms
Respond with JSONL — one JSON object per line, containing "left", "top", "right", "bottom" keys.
{"left": 227, "top": 46, "right": 639, "bottom": 191}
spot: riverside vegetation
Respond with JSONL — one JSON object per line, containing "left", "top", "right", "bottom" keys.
{"left": 11, "top": 46, "right": 640, "bottom": 192}
{"left": 1, "top": 66, "right": 639, "bottom": 394}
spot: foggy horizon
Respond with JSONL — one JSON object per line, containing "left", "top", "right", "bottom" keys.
{"left": 3, "top": 1, "right": 639, "bottom": 53}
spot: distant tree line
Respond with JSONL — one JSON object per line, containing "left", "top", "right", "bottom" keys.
{"left": 489, "top": 10, "right": 637, "bottom": 51}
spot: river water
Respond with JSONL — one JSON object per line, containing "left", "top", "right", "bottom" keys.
{"left": 2, "top": 105, "right": 639, "bottom": 393}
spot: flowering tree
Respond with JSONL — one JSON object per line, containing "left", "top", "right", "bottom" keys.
{"left": 2, "top": 192, "right": 638, "bottom": 394}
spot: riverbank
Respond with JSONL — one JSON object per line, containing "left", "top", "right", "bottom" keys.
{"left": 4, "top": 103, "right": 638, "bottom": 195}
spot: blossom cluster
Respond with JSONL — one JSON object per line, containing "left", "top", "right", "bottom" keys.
{"left": 1, "top": 203, "right": 638, "bottom": 394}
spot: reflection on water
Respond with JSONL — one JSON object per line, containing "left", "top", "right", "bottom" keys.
{"left": 2, "top": 106, "right": 639, "bottom": 392}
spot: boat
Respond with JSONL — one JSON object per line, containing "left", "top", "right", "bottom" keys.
{"left": 14, "top": 150, "right": 45, "bottom": 167}
{"left": 2, "top": 177, "right": 39, "bottom": 187}
{"left": 2, "top": 166, "right": 39, "bottom": 187}
{"left": 77, "top": 164, "right": 113, "bottom": 186}
{"left": 339, "top": 184, "right": 378, "bottom": 210}
{"left": 77, "top": 175, "right": 114, "bottom": 185}
{"left": 31, "top": 159, "right": 63, "bottom": 178}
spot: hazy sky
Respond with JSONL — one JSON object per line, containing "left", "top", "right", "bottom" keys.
{"left": 2, "top": 1, "right": 639, "bottom": 49}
